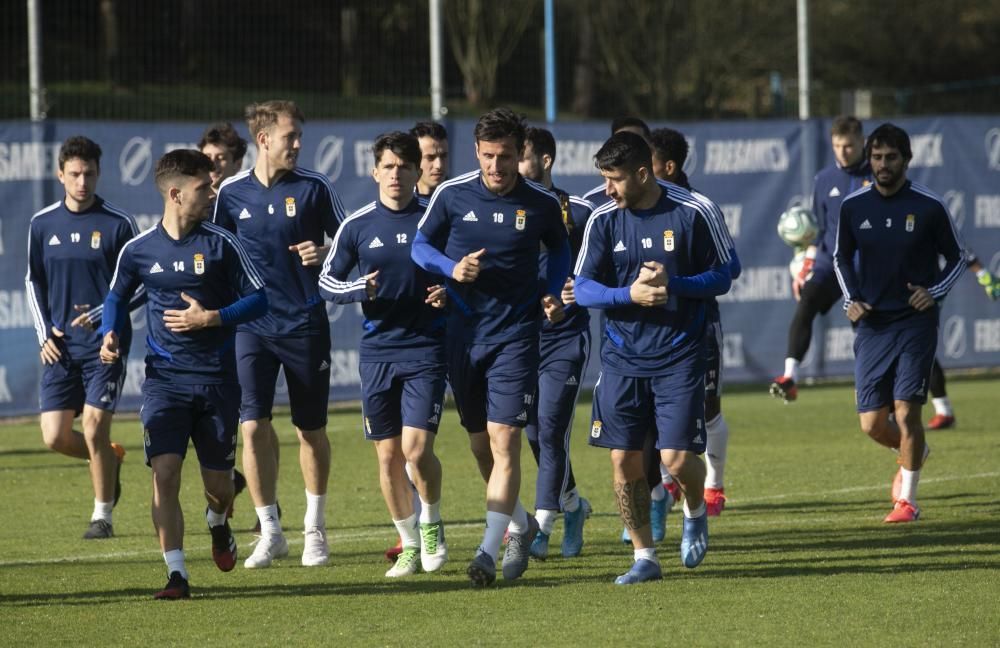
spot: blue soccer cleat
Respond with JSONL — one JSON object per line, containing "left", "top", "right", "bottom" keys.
{"left": 614, "top": 558, "right": 663, "bottom": 585}
{"left": 651, "top": 493, "right": 671, "bottom": 543}
{"left": 561, "top": 498, "right": 591, "bottom": 558}
{"left": 530, "top": 531, "right": 550, "bottom": 560}
{"left": 680, "top": 510, "right": 708, "bottom": 568}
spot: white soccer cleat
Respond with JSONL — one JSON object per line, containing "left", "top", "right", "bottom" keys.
{"left": 301, "top": 526, "right": 330, "bottom": 567}
{"left": 385, "top": 548, "right": 420, "bottom": 578}
{"left": 419, "top": 521, "right": 449, "bottom": 572}
{"left": 244, "top": 533, "right": 289, "bottom": 569}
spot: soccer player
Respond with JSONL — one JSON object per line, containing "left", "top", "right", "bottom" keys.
{"left": 771, "top": 116, "right": 871, "bottom": 402}
{"left": 99, "top": 149, "right": 268, "bottom": 598}
{"left": 575, "top": 131, "right": 732, "bottom": 584}
{"left": 411, "top": 121, "right": 450, "bottom": 200}
{"left": 582, "top": 116, "right": 653, "bottom": 204}
{"left": 649, "top": 127, "right": 741, "bottom": 517}
{"left": 411, "top": 108, "right": 570, "bottom": 586}
{"left": 319, "top": 131, "right": 449, "bottom": 578}
{"left": 199, "top": 122, "right": 249, "bottom": 191}
{"left": 25, "top": 136, "right": 137, "bottom": 539}
{"left": 517, "top": 126, "right": 594, "bottom": 559}
{"left": 833, "top": 123, "right": 965, "bottom": 523}
{"left": 213, "top": 100, "right": 346, "bottom": 568}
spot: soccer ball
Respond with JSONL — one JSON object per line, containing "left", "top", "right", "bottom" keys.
{"left": 777, "top": 206, "right": 818, "bottom": 248}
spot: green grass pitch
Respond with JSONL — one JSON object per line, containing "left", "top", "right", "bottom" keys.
{"left": 1, "top": 379, "right": 998, "bottom": 646}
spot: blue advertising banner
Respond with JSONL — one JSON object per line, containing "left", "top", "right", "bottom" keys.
{"left": 2, "top": 115, "right": 998, "bottom": 416}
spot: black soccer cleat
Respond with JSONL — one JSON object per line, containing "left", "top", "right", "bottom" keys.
{"left": 154, "top": 571, "right": 191, "bottom": 600}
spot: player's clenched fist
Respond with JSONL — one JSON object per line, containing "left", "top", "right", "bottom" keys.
{"left": 541, "top": 294, "right": 565, "bottom": 323}
{"left": 630, "top": 261, "right": 668, "bottom": 307}
{"left": 452, "top": 248, "right": 486, "bottom": 283}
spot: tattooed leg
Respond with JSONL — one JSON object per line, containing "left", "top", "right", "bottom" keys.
{"left": 611, "top": 448, "right": 654, "bottom": 549}
{"left": 615, "top": 478, "right": 651, "bottom": 530}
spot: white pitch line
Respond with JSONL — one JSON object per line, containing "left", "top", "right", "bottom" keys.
{"left": 2, "top": 471, "right": 997, "bottom": 567}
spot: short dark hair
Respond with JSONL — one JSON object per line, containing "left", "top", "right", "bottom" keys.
{"left": 410, "top": 121, "right": 448, "bottom": 141}
{"left": 594, "top": 131, "right": 652, "bottom": 173}
{"left": 372, "top": 131, "right": 421, "bottom": 168}
{"left": 524, "top": 127, "right": 556, "bottom": 161}
{"left": 610, "top": 116, "right": 651, "bottom": 139}
{"left": 245, "top": 100, "right": 305, "bottom": 139}
{"left": 866, "top": 122, "right": 912, "bottom": 162}
{"left": 58, "top": 136, "right": 102, "bottom": 170}
{"left": 474, "top": 107, "right": 527, "bottom": 151}
{"left": 198, "top": 122, "right": 248, "bottom": 162}
{"left": 649, "top": 128, "right": 689, "bottom": 167}
{"left": 155, "top": 149, "right": 213, "bottom": 194}
{"left": 831, "top": 115, "right": 863, "bottom": 138}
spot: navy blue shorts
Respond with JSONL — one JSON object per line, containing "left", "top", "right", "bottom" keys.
{"left": 39, "top": 355, "right": 126, "bottom": 414}
{"left": 854, "top": 322, "right": 937, "bottom": 412}
{"left": 526, "top": 329, "right": 591, "bottom": 444}
{"left": 359, "top": 359, "right": 447, "bottom": 440}
{"left": 589, "top": 353, "right": 706, "bottom": 453}
{"left": 447, "top": 336, "right": 539, "bottom": 433}
{"left": 236, "top": 330, "right": 330, "bottom": 430}
{"left": 141, "top": 380, "right": 240, "bottom": 470}
{"left": 704, "top": 318, "right": 723, "bottom": 400}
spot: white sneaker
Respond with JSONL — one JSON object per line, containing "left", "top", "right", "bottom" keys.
{"left": 420, "top": 520, "right": 448, "bottom": 572}
{"left": 301, "top": 526, "right": 330, "bottom": 567}
{"left": 244, "top": 533, "right": 289, "bottom": 569}
{"left": 385, "top": 547, "right": 419, "bottom": 578}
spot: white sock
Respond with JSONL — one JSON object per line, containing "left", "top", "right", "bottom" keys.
{"left": 784, "top": 357, "right": 799, "bottom": 381}
{"left": 705, "top": 414, "right": 729, "bottom": 489}
{"left": 405, "top": 462, "right": 423, "bottom": 519}
{"left": 479, "top": 510, "right": 512, "bottom": 560}
{"left": 634, "top": 547, "right": 658, "bottom": 564}
{"left": 660, "top": 464, "right": 674, "bottom": 484}
{"left": 684, "top": 499, "right": 707, "bottom": 519}
{"left": 304, "top": 490, "right": 326, "bottom": 529}
{"left": 163, "top": 549, "right": 188, "bottom": 579}
{"left": 562, "top": 488, "right": 580, "bottom": 513}
{"left": 507, "top": 500, "right": 529, "bottom": 534}
{"left": 650, "top": 482, "right": 666, "bottom": 501}
{"left": 256, "top": 504, "right": 283, "bottom": 537}
{"left": 419, "top": 497, "right": 441, "bottom": 524}
{"left": 206, "top": 507, "right": 227, "bottom": 528}
{"left": 535, "top": 509, "right": 559, "bottom": 535}
{"left": 899, "top": 468, "right": 919, "bottom": 503}
{"left": 91, "top": 500, "right": 113, "bottom": 523}
{"left": 931, "top": 397, "right": 953, "bottom": 417}
{"left": 393, "top": 513, "right": 420, "bottom": 549}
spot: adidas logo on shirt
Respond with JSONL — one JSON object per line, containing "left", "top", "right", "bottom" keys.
{"left": 462, "top": 211, "right": 478, "bottom": 222}
{"left": 238, "top": 208, "right": 252, "bottom": 220}
{"left": 613, "top": 240, "right": 626, "bottom": 252}
{"left": 369, "top": 237, "right": 384, "bottom": 248}
{"left": 150, "top": 262, "right": 164, "bottom": 274}
{"left": 565, "top": 376, "right": 578, "bottom": 386}
{"left": 829, "top": 186, "right": 841, "bottom": 197}
{"left": 318, "top": 360, "right": 330, "bottom": 371}
{"left": 48, "top": 235, "right": 61, "bottom": 246}
{"left": 860, "top": 219, "right": 872, "bottom": 230}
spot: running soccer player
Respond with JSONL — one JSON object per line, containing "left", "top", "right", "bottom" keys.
{"left": 575, "top": 131, "right": 732, "bottom": 584}
{"left": 411, "top": 108, "right": 570, "bottom": 586}
{"left": 319, "top": 131, "right": 449, "bottom": 578}
{"left": 199, "top": 122, "right": 249, "bottom": 191}
{"left": 771, "top": 116, "right": 871, "bottom": 402}
{"left": 411, "top": 121, "right": 450, "bottom": 200}
{"left": 100, "top": 149, "right": 268, "bottom": 598}
{"left": 581, "top": 116, "right": 654, "bottom": 204}
{"left": 213, "top": 100, "right": 346, "bottom": 568}
{"left": 833, "top": 123, "right": 965, "bottom": 524}
{"left": 517, "top": 126, "right": 594, "bottom": 560}
{"left": 25, "top": 136, "right": 137, "bottom": 540}
{"left": 649, "top": 127, "right": 741, "bottom": 517}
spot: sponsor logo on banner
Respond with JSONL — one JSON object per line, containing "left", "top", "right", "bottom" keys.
{"left": 329, "top": 349, "right": 361, "bottom": 387}
{"left": 825, "top": 326, "right": 855, "bottom": 361}
{"left": 703, "top": 138, "right": 789, "bottom": 174}
{"left": 353, "top": 139, "right": 374, "bottom": 177}
{"left": 0, "top": 290, "right": 36, "bottom": 329}
{"left": 0, "top": 366, "right": 13, "bottom": 403}
{"left": 721, "top": 332, "right": 744, "bottom": 369}
{"left": 943, "top": 316, "right": 966, "bottom": 359}
{"left": 551, "top": 140, "right": 605, "bottom": 175}
{"left": 119, "top": 137, "right": 153, "bottom": 186}
{"left": 717, "top": 266, "right": 790, "bottom": 302}
{"left": 974, "top": 319, "right": 1000, "bottom": 352}
{"left": 314, "top": 135, "right": 345, "bottom": 181}
{"left": 974, "top": 195, "right": 1000, "bottom": 227}
{"left": 985, "top": 128, "right": 1000, "bottom": 171}
{"left": 720, "top": 203, "right": 742, "bottom": 237}
{"left": 908, "top": 133, "right": 943, "bottom": 168}
{"left": 0, "top": 141, "right": 61, "bottom": 181}
{"left": 942, "top": 190, "right": 964, "bottom": 229}
{"left": 683, "top": 136, "right": 697, "bottom": 175}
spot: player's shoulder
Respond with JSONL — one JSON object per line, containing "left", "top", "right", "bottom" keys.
{"left": 342, "top": 201, "right": 379, "bottom": 229}
{"left": 95, "top": 198, "right": 138, "bottom": 227}
{"left": 29, "top": 201, "right": 64, "bottom": 224}
{"left": 119, "top": 223, "right": 159, "bottom": 254}
{"left": 908, "top": 181, "right": 946, "bottom": 208}
{"left": 217, "top": 168, "right": 253, "bottom": 195}
{"left": 840, "top": 183, "right": 874, "bottom": 207}
{"left": 291, "top": 166, "right": 338, "bottom": 190}
{"left": 521, "top": 177, "right": 562, "bottom": 207}
{"left": 569, "top": 195, "right": 596, "bottom": 213}
{"left": 434, "top": 170, "right": 480, "bottom": 195}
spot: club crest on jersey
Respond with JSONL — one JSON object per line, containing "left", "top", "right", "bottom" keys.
{"left": 193, "top": 253, "right": 205, "bottom": 275}
{"left": 515, "top": 209, "right": 526, "bottom": 231}
{"left": 560, "top": 195, "right": 572, "bottom": 231}
{"left": 663, "top": 229, "right": 675, "bottom": 252}
{"left": 905, "top": 214, "right": 915, "bottom": 232}
{"left": 91, "top": 231, "right": 101, "bottom": 250}
{"left": 591, "top": 420, "right": 602, "bottom": 438}
{"left": 285, "top": 197, "right": 297, "bottom": 217}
